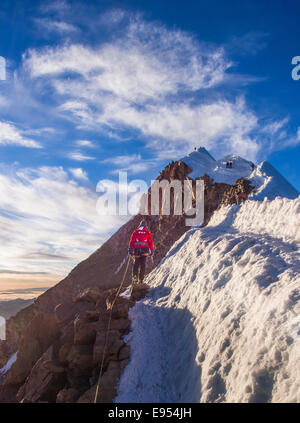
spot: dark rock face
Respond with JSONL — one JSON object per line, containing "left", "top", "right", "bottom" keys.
{"left": 0, "top": 159, "right": 254, "bottom": 403}
{"left": 130, "top": 283, "right": 150, "bottom": 303}
{"left": 220, "top": 178, "right": 254, "bottom": 206}
{"left": 199, "top": 174, "right": 230, "bottom": 225}
{"left": 0, "top": 341, "right": 12, "bottom": 369}
{"left": 0, "top": 286, "right": 148, "bottom": 403}
{"left": 4, "top": 303, "right": 38, "bottom": 356}
{"left": 4, "top": 313, "right": 60, "bottom": 387}
{"left": 15, "top": 345, "right": 66, "bottom": 403}
{"left": 56, "top": 387, "right": 79, "bottom": 403}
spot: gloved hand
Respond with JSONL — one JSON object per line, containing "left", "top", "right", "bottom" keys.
{"left": 128, "top": 248, "right": 134, "bottom": 255}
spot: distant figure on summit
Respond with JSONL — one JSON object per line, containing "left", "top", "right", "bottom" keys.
{"left": 128, "top": 220, "right": 154, "bottom": 285}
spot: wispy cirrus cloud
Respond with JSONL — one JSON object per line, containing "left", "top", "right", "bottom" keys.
{"left": 39, "top": 0, "right": 71, "bottom": 16}
{"left": 227, "top": 31, "right": 269, "bottom": 56}
{"left": 67, "top": 151, "right": 95, "bottom": 161}
{"left": 259, "top": 117, "right": 300, "bottom": 153}
{"left": 0, "top": 7, "right": 296, "bottom": 165}
{"left": 34, "top": 18, "right": 78, "bottom": 35}
{"left": 102, "top": 154, "right": 157, "bottom": 174}
{"left": 22, "top": 16, "right": 232, "bottom": 111}
{"left": 24, "top": 16, "right": 231, "bottom": 94}
{"left": 0, "top": 121, "right": 42, "bottom": 148}
{"left": 19, "top": 11, "right": 299, "bottom": 161}
{"left": 102, "top": 154, "right": 142, "bottom": 166}
{"left": 261, "top": 118, "right": 289, "bottom": 137}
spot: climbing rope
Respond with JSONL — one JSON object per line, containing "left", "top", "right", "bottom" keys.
{"left": 93, "top": 255, "right": 131, "bottom": 404}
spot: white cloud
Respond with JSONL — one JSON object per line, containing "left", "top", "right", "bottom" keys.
{"left": 24, "top": 126, "right": 57, "bottom": 136}
{"left": 75, "top": 139, "right": 95, "bottom": 148}
{"left": 102, "top": 154, "right": 141, "bottom": 166}
{"left": 24, "top": 35, "right": 231, "bottom": 98}
{"left": 34, "top": 18, "right": 78, "bottom": 34}
{"left": 69, "top": 167, "right": 88, "bottom": 181}
{"left": 40, "top": 0, "right": 71, "bottom": 16}
{"left": 67, "top": 151, "right": 95, "bottom": 161}
{"left": 98, "top": 8, "right": 126, "bottom": 26}
{"left": 102, "top": 154, "right": 157, "bottom": 174}
{"left": 259, "top": 118, "right": 300, "bottom": 153}
{"left": 0, "top": 121, "right": 42, "bottom": 148}
{"left": 18, "top": 11, "right": 298, "bottom": 160}
{"left": 261, "top": 118, "right": 289, "bottom": 136}
{"left": 0, "top": 164, "right": 127, "bottom": 278}
{"left": 20, "top": 19, "right": 239, "bottom": 156}
{"left": 59, "top": 100, "right": 93, "bottom": 123}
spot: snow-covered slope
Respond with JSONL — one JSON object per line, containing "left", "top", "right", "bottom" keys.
{"left": 116, "top": 197, "right": 300, "bottom": 403}
{"left": 209, "top": 197, "right": 300, "bottom": 243}
{"left": 182, "top": 149, "right": 254, "bottom": 185}
{"left": 251, "top": 161, "right": 299, "bottom": 201}
{"left": 181, "top": 147, "right": 299, "bottom": 200}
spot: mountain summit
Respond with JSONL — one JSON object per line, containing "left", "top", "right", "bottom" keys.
{"left": 182, "top": 147, "right": 299, "bottom": 199}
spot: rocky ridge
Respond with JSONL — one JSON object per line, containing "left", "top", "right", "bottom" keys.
{"left": 1, "top": 283, "right": 149, "bottom": 403}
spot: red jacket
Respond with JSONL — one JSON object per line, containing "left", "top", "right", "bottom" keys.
{"left": 238, "top": 191, "right": 248, "bottom": 200}
{"left": 129, "top": 226, "right": 154, "bottom": 250}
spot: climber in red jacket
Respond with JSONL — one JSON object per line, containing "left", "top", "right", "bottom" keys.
{"left": 237, "top": 190, "right": 248, "bottom": 204}
{"left": 128, "top": 219, "right": 154, "bottom": 284}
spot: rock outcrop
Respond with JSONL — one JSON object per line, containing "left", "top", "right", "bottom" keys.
{"left": 220, "top": 177, "right": 255, "bottom": 206}
{"left": 0, "top": 341, "right": 12, "bottom": 369}
{"left": 4, "top": 312, "right": 60, "bottom": 387}
{"left": 0, "top": 284, "right": 149, "bottom": 403}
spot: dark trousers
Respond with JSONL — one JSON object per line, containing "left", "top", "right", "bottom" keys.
{"left": 132, "top": 255, "right": 147, "bottom": 283}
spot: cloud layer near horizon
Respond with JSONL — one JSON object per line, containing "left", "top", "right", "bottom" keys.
{"left": 0, "top": 164, "right": 127, "bottom": 279}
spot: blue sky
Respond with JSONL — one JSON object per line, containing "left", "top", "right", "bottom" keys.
{"left": 0, "top": 0, "right": 300, "bottom": 293}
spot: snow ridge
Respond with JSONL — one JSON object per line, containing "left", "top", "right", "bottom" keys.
{"left": 181, "top": 147, "right": 299, "bottom": 200}
{"left": 116, "top": 198, "right": 300, "bottom": 403}
{"left": 208, "top": 196, "right": 300, "bottom": 243}
{"left": 251, "top": 161, "right": 299, "bottom": 201}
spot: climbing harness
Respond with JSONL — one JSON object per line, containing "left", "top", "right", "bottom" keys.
{"left": 93, "top": 255, "right": 131, "bottom": 403}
